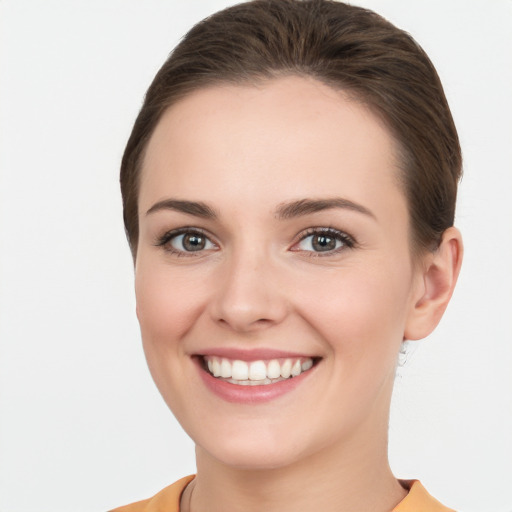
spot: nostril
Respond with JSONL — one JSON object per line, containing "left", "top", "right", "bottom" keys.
{"left": 255, "top": 318, "right": 273, "bottom": 325}
{"left": 215, "top": 315, "right": 277, "bottom": 332}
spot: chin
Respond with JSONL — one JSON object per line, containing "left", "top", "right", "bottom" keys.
{"left": 204, "top": 443, "right": 304, "bottom": 471}
{"left": 193, "top": 424, "right": 311, "bottom": 471}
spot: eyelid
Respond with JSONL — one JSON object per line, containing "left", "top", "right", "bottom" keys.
{"left": 290, "top": 227, "right": 356, "bottom": 255}
{"left": 153, "top": 226, "right": 356, "bottom": 257}
{"left": 154, "top": 227, "right": 219, "bottom": 255}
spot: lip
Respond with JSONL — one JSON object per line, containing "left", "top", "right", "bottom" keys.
{"left": 193, "top": 352, "right": 319, "bottom": 404}
{"left": 196, "top": 347, "right": 316, "bottom": 361}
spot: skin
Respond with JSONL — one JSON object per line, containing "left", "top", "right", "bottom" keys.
{"left": 134, "top": 76, "right": 462, "bottom": 512}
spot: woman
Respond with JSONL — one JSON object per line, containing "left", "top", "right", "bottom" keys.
{"left": 112, "top": 1, "right": 463, "bottom": 510}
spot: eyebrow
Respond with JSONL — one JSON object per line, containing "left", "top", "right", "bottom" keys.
{"left": 146, "top": 199, "right": 218, "bottom": 219}
{"left": 145, "top": 197, "right": 375, "bottom": 221}
{"left": 275, "top": 198, "right": 376, "bottom": 220}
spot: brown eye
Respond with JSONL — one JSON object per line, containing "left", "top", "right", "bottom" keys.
{"left": 293, "top": 228, "right": 355, "bottom": 255}
{"left": 311, "top": 234, "right": 337, "bottom": 252}
{"left": 164, "top": 231, "right": 215, "bottom": 253}
{"left": 297, "top": 233, "right": 343, "bottom": 253}
{"left": 181, "top": 233, "right": 206, "bottom": 251}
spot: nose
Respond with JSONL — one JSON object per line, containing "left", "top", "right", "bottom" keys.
{"left": 208, "top": 247, "right": 289, "bottom": 333}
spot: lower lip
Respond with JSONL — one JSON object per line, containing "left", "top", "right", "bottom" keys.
{"left": 195, "top": 358, "right": 317, "bottom": 404}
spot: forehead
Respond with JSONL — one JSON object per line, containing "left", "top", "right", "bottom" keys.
{"left": 139, "top": 76, "right": 404, "bottom": 218}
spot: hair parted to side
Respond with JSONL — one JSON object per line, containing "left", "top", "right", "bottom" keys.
{"left": 121, "top": 0, "right": 461, "bottom": 258}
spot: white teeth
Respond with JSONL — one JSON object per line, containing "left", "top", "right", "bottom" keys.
{"left": 267, "top": 359, "right": 281, "bottom": 379}
{"left": 220, "top": 358, "right": 232, "bottom": 378}
{"left": 226, "top": 377, "right": 273, "bottom": 386}
{"left": 249, "top": 360, "right": 267, "bottom": 380}
{"left": 280, "top": 359, "right": 292, "bottom": 378}
{"left": 212, "top": 358, "right": 221, "bottom": 377}
{"left": 204, "top": 355, "right": 316, "bottom": 384}
{"left": 301, "top": 358, "right": 313, "bottom": 371}
{"left": 232, "top": 360, "right": 249, "bottom": 380}
{"left": 291, "top": 359, "right": 301, "bottom": 377}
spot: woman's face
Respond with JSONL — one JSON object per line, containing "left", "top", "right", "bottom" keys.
{"left": 135, "top": 76, "right": 426, "bottom": 469}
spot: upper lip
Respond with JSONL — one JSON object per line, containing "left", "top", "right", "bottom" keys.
{"left": 195, "top": 347, "right": 319, "bottom": 361}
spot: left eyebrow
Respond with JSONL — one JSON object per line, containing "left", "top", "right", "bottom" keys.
{"left": 275, "top": 198, "right": 376, "bottom": 220}
{"left": 146, "top": 199, "right": 218, "bottom": 219}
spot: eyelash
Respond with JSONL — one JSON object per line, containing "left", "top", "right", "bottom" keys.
{"left": 154, "top": 227, "right": 356, "bottom": 257}
{"left": 154, "top": 227, "right": 217, "bottom": 257}
{"left": 291, "top": 227, "right": 356, "bottom": 257}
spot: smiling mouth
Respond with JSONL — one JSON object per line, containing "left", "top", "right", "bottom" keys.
{"left": 201, "top": 355, "right": 319, "bottom": 386}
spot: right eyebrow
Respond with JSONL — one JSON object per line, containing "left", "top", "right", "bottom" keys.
{"left": 275, "top": 197, "right": 376, "bottom": 220}
{"left": 145, "top": 199, "right": 218, "bottom": 219}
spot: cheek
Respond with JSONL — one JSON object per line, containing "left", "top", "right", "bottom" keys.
{"left": 133, "top": 262, "right": 212, "bottom": 415}
{"left": 134, "top": 262, "right": 209, "bottom": 346}
{"left": 294, "top": 262, "right": 412, "bottom": 360}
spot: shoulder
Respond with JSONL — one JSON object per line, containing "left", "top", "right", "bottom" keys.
{"left": 393, "top": 480, "right": 456, "bottom": 512}
{"left": 109, "top": 475, "right": 195, "bottom": 512}
{"left": 109, "top": 476, "right": 452, "bottom": 512}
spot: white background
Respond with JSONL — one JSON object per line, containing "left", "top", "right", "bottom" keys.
{"left": 1, "top": 1, "right": 511, "bottom": 511}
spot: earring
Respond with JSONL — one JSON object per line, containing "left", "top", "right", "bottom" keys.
{"left": 398, "top": 341, "right": 409, "bottom": 367}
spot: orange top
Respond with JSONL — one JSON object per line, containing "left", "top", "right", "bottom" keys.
{"left": 110, "top": 475, "right": 455, "bottom": 512}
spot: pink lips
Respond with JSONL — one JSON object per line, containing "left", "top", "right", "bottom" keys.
{"left": 193, "top": 348, "right": 319, "bottom": 404}
{"left": 198, "top": 347, "right": 315, "bottom": 361}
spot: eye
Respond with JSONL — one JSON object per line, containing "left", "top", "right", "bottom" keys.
{"left": 156, "top": 228, "right": 216, "bottom": 254}
{"left": 292, "top": 228, "right": 355, "bottom": 254}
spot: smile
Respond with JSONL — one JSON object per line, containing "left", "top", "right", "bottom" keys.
{"left": 202, "top": 356, "right": 315, "bottom": 386}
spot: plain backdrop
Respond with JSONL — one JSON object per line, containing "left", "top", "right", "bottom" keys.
{"left": 1, "top": 1, "right": 511, "bottom": 511}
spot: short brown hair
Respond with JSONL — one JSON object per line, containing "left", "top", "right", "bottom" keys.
{"left": 121, "top": 0, "right": 461, "bottom": 257}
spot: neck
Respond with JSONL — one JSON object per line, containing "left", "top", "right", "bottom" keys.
{"left": 188, "top": 417, "right": 406, "bottom": 512}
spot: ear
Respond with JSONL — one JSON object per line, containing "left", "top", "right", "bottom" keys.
{"left": 404, "top": 227, "right": 463, "bottom": 340}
